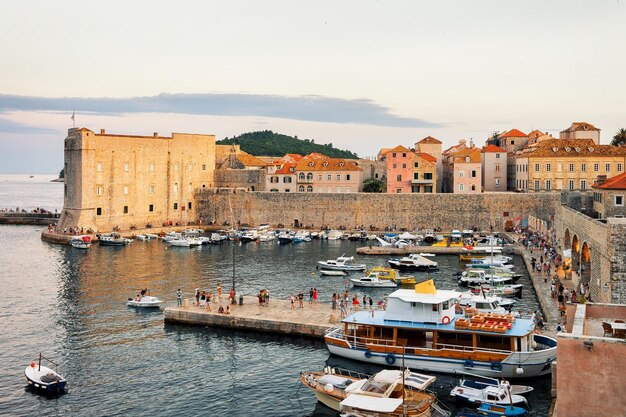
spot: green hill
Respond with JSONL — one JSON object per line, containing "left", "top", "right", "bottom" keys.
{"left": 217, "top": 130, "right": 359, "bottom": 159}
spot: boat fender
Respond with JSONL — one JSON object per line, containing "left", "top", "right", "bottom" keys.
{"left": 364, "top": 350, "right": 372, "bottom": 359}
{"left": 441, "top": 316, "right": 451, "bottom": 325}
{"left": 324, "top": 383, "right": 334, "bottom": 392}
{"left": 490, "top": 362, "right": 503, "bottom": 371}
{"left": 464, "top": 359, "right": 474, "bottom": 368}
{"left": 385, "top": 353, "right": 396, "bottom": 365}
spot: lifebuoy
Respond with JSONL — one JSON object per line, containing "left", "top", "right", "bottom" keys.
{"left": 442, "top": 316, "right": 451, "bottom": 325}
{"left": 491, "top": 362, "right": 503, "bottom": 371}
{"left": 364, "top": 350, "right": 372, "bottom": 359}
{"left": 464, "top": 359, "right": 474, "bottom": 368}
{"left": 385, "top": 353, "right": 396, "bottom": 365}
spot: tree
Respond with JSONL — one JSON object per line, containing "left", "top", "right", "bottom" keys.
{"left": 363, "top": 178, "right": 385, "bottom": 193}
{"left": 611, "top": 128, "right": 626, "bottom": 147}
{"left": 59, "top": 168, "right": 64, "bottom": 179}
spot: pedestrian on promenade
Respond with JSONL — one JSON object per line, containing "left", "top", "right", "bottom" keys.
{"left": 195, "top": 288, "right": 200, "bottom": 305}
{"left": 331, "top": 293, "right": 337, "bottom": 310}
{"left": 298, "top": 291, "right": 304, "bottom": 308}
{"left": 309, "top": 288, "right": 314, "bottom": 304}
{"left": 362, "top": 295, "right": 367, "bottom": 305}
{"left": 313, "top": 288, "right": 318, "bottom": 303}
{"left": 339, "top": 301, "right": 347, "bottom": 319}
{"left": 368, "top": 297, "right": 373, "bottom": 309}
{"left": 176, "top": 289, "right": 183, "bottom": 306}
{"left": 206, "top": 293, "right": 212, "bottom": 311}
{"left": 229, "top": 288, "right": 235, "bottom": 305}
{"left": 352, "top": 296, "right": 360, "bottom": 310}
{"left": 570, "top": 289, "right": 577, "bottom": 303}
{"left": 290, "top": 294, "right": 295, "bottom": 310}
{"left": 264, "top": 289, "right": 270, "bottom": 305}
{"left": 216, "top": 283, "right": 222, "bottom": 301}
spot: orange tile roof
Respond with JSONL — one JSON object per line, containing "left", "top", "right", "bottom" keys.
{"left": 527, "top": 130, "right": 544, "bottom": 139}
{"left": 237, "top": 152, "right": 268, "bottom": 167}
{"left": 275, "top": 163, "right": 297, "bottom": 174}
{"left": 500, "top": 129, "right": 527, "bottom": 138}
{"left": 483, "top": 144, "right": 506, "bottom": 153}
{"left": 305, "top": 152, "right": 330, "bottom": 160}
{"left": 417, "top": 136, "right": 442, "bottom": 144}
{"left": 296, "top": 157, "right": 361, "bottom": 172}
{"left": 561, "top": 122, "right": 599, "bottom": 133}
{"left": 593, "top": 172, "right": 626, "bottom": 190}
{"left": 415, "top": 152, "right": 437, "bottom": 163}
{"left": 525, "top": 139, "right": 626, "bottom": 158}
{"left": 453, "top": 148, "right": 482, "bottom": 163}
{"left": 385, "top": 145, "right": 412, "bottom": 154}
{"left": 285, "top": 153, "right": 303, "bottom": 161}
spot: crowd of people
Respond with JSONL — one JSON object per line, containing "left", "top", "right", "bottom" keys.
{"left": 176, "top": 283, "right": 235, "bottom": 315}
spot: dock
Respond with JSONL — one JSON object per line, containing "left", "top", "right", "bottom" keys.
{"left": 164, "top": 296, "right": 339, "bottom": 338}
{"left": 0, "top": 212, "right": 60, "bottom": 225}
{"left": 355, "top": 245, "right": 512, "bottom": 255}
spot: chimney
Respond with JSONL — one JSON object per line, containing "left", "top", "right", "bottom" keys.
{"left": 153, "top": 132, "right": 158, "bottom": 138}
{"left": 100, "top": 129, "right": 105, "bottom": 134}
{"left": 596, "top": 175, "right": 607, "bottom": 186}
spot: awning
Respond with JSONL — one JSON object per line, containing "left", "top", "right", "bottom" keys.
{"left": 340, "top": 394, "right": 403, "bottom": 413}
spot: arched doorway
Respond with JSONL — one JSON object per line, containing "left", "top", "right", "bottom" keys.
{"left": 580, "top": 242, "right": 591, "bottom": 285}
{"left": 564, "top": 229, "right": 571, "bottom": 249}
{"left": 571, "top": 235, "right": 580, "bottom": 273}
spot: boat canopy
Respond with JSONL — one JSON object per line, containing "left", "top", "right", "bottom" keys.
{"left": 398, "top": 232, "right": 417, "bottom": 240}
{"left": 340, "top": 394, "right": 403, "bottom": 413}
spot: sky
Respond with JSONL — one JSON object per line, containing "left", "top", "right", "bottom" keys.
{"left": 0, "top": 0, "right": 624, "bottom": 173}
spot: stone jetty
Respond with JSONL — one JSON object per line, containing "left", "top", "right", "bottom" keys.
{"left": 164, "top": 296, "right": 340, "bottom": 338}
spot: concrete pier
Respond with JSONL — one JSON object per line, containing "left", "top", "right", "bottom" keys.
{"left": 355, "top": 245, "right": 497, "bottom": 255}
{"left": 164, "top": 296, "right": 339, "bottom": 338}
{"left": 0, "top": 212, "right": 60, "bottom": 225}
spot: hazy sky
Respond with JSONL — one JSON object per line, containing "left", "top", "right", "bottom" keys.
{"left": 1, "top": 1, "right": 624, "bottom": 173}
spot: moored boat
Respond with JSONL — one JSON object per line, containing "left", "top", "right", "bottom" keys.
{"left": 127, "top": 289, "right": 163, "bottom": 308}
{"left": 450, "top": 376, "right": 530, "bottom": 408}
{"left": 324, "top": 279, "right": 556, "bottom": 378}
{"left": 24, "top": 354, "right": 67, "bottom": 393}
{"left": 457, "top": 403, "right": 528, "bottom": 417}
{"left": 97, "top": 232, "right": 132, "bottom": 246}
{"left": 320, "top": 270, "right": 348, "bottom": 276}
{"left": 350, "top": 273, "right": 397, "bottom": 288}
{"left": 70, "top": 235, "right": 91, "bottom": 249}
{"left": 388, "top": 253, "right": 438, "bottom": 271}
{"left": 318, "top": 255, "right": 366, "bottom": 271}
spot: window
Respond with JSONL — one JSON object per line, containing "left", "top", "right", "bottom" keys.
{"left": 424, "top": 186, "right": 433, "bottom": 193}
{"left": 270, "top": 189, "right": 278, "bottom": 192}
{"left": 459, "top": 171, "right": 464, "bottom": 178}
{"left": 581, "top": 179, "right": 587, "bottom": 190}
{"left": 284, "top": 177, "right": 292, "bottom": 183}
{"left": 459, "top": 184, "right": 464, "bottom": 191}
{"left": 546, "top": 180, "right": 552, "bottom": 191}
{"left": 568, "top": 180, "right": 574, "bottom": 190}
{"left": 96, "top": 186, "right": 103, "bottom": 195}
{"left": 557, "top": 163, "right": 562, "bottom": 172}
{"left": 615, "top": 195, "right": 624, "bottom": 206}
{"left": 569, "top": 163, "right": 574, "bottom": 172}
{"left": 307, "top": 173, "right": 313, "bottom": 181}
{"left": 392, "top": 163, "right": 397, "bottom": 169}
{"left": 402, "top": 153, "right": 406, "bottom": 157}
{"left": 336, "top": 187, "right": 341, "bottom": 193}
{"left": 495, "top": 164, "right": 500, "bottom": 172}
{"left": 605, "top": 163, "right": 611, "bottom": 172}
{"left": 511, "top": 140, "right": 515, "bottom": 145}
{"left": 336, "top": 174, "right": 341, "bottom": 181}
{"left": 396, "top": 188, "right": 402, "bottom": 193}
{"left": 495, "top": 178, "right": 500, "bottom": 186}
{"left": 594, "top": 163, "right": 599, "bottom": 172}
{"left": 397, "top": 175, "right": 402, "bottom": 181}
{"left": 618, "top": 163, "right": 623, "bottom": 172}
{"left": 202, "top": 164, "right": 206, "bottom": 171}
{"left": 423, "top": 173, "right": 432, "bottom": 180}
{"left": 496, "top": 154, "right": 500, "bottom": 159}
{"left": 346, "top": 174, "right": 351, "bottom": 181}
{"left": 173, "top": 183, "right": 178, "bottom": 194}
{"left": 345, "top": 187, "right": 350, "bottom": 193}
{"left": 188, "top": 202, "right": 192, "bottom": 209}
{"left": 318, "top": 175, "right": 322, "bottom": 180}
{"left": 123, "top": 205, "right": 128, "bottom": 214}
{"left": 327, "top": 174, "right": 332, "bottom": 181}
{"left": 173, "top": 203, "right": 178, "bottom": 210}
{"left": 306, "top": 185, "right": 313, "bottom": 192}
{"left": 413, "top": 173, "right": 419, "bottom": 180}
{"left": 122, "top": 186, "right": 128, "bottom": 195}
{"left": 534, "top": 180, "right": 540, "bottom": 191}
{"left": 471, "top": 170, "right": 477, "bottom": 178}
{"left": 414, "top": 162, "right": 419, "bottom": 168}
{"left": 546, "top": 163, "right": 551, "bottom": 172}
{"left": 124, "top": 163, "right": 130, "bottom": 172}
{"left": 299, "top": 173, "right": 305, "bottom": 181}
{"left": 188, "top": 183, "right": 192, "bottom": 192}
{"left": 471, "top": 184, "right": 476, "bottom": 191}
{"left": 150, "top": 185, "right": 155, "bottom": 194}
{"left": 402, "top": 163, "right": 406, "bottom": 169}
{"left": 96, "top": 207, "right": 102, "bottom": 216}
{"left": 581, "top": 163, "right": 587, "bottom": 172}
{"left": 149, "top": 204, "right": 154, "bottom": 212}
{"left": 298, "top": 185, "right": 304, "bottom": 192}
{"left": 149, "top": 162, "right": 154, "bottom": 172}
{"left": 392, "top": 153, "right": 397, "bottom": 158}
{"left": 534, "top": 163, "right": 540, "bottom": 172}
{"left": 97, "top": 162, "right": 103, "bottom": 172}
{"left": 285, "top": 189, "right": 290, "bottom": 192}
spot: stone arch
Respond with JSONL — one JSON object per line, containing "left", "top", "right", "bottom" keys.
{"left": 564, "top": 228, "right": 571, "bottom": 249}
{"left": 580, "top": 242, "right": 591, "bottom": 285}
{"left": 571, "top": 234, "right": 580, "bottom": 274}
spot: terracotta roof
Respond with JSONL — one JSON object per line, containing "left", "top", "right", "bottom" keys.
{"left": 415, "top": 152, "right": 437, "bottom": 163}
{"left": 285, "top": 153, "right": 303, "bottom": 161}
{"left": 385, "top": 145, "right": 412, "bottom": 154}
{"left": 304, "top": 152, "right": 330, "bottom": 160}
{"left": 500, "top": 129, "right": 527, "bottom": 138}
{"left": 525, "top": 139, "right": 626, "bottom": 158}
{"left": 593, "top": 172, "right": 626, "bottom": 190}
{"left": 237, "top": 152, "right": 268, "bottom": 167}
{"left": 453, "top": 148, "right": 482, "bottom": 163}
{"left": 561, "top": 122, "right": 599, "bottom": 133}
{"left": 295, "top": 157, "right": 361, "bottom": 172}
{"left": 527, "top": 130, "right": 544, "bottom": 139}
{"left": 483, "top": 144, "right": 506, "bottom": 153}
{"left": 275, "top": 163, "right": 297, "bottom": 174}
{"left": 417, "top": 136, "right": 442, "bottom": 144}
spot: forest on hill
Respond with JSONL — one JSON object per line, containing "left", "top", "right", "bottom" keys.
{"left": 217, "top": 130, "right": 359, "bottom": 159}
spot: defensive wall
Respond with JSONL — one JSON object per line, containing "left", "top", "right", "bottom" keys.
{"left": 195, "top": 189, "right": 560, "bottom": 232}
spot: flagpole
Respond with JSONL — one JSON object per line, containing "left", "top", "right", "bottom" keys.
{"left": 71, "top": 110, "right": 75, "bottom": 128}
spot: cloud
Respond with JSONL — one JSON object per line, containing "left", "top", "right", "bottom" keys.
{"left": 0, "top": 116, "right": 60, "bottom": 134}
{"left": 0, "top": 93, "right": 441, "bottom": 129}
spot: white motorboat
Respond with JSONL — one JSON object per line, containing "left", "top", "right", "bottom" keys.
{"left": 318, "top": 255, "right": 366, "bottom": 271}
{"left": 210, "top": 233, "right": 227, "bottom": 243}
{"left": 161, "top": 232, "right": 182, "bottom": 242}
{"left": 327, "top": 230, "right": 343, "bottom": 240}
{"left": 135, "top": 234, "right": 148, "bottom": 241}
{"left": 127, "top": 289, "right": 163, "bottom": 308}
{"left": 70, "top": 235, "right": 92, "bottom": 249}
{"left": 458, "top": 290, "right": 516, "bottom": 311}
{"left": 450, "top": 376, "right": 530, "bottom": 408}
{"left": 24, "top": 354, "right": 67, "bottom": 393}
{"left": 469, "top": 283, "right": 523, "bottom": 298}
{"left": 240, "top": 230, "right": 259, "bottom": 243}
{"left": 97, "top": 232, "right": 132, "bottom": 246}
{"left": 388, "top": 253, "right": 438, "bottom": 271}
{"left": 420, "top": 253, "right": 436, "bottom": 257}
{"left": 320, "top": 270, "right": 347, "bottom": 276}
{"left": 458, "top": 270, "right": 513, "bottom": 287}
{"left": 350, "top": 272, "right": 397, "bottom": 288}
{"left": 196, "top": 236, "right": 212, "bottom": 245}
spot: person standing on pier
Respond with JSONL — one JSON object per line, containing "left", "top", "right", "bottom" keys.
{"left": 313, "top": 288, "right": 318, "bottom": 303}
{"left": 309, "top": 288, "right": 314, "bottom": 304}
{"left": 176, "top": 289, "right": 183, "bottom": 306}
{"left": 216, "top": 283, "right": 222, "bottom": 301}
{"left": 298, "top": 291, "right": 304, "bottom": 308}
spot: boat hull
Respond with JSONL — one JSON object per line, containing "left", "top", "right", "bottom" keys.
{"left": 387, "top": 261, "right": 439, "bottom": 272}
{"left": 24, "top": 365, "right": 67, "bottom": 393}
{"left": 313, "top": 390, "right": 342, "bottom": 411}
{"left": 318, "top": 263, "right": 366, "bottom": 271}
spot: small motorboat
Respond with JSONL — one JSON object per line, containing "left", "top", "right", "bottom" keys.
{"left": 387, "top": 253, "right": 439, "bottom": 271}
{"left": 350, "top": 273, "right": 397, "bottom": 288}
{"left": 277, "top": 233, "right": 293, "bottom": 245}
{"left": 457, "top": 404, "right": 528, "bottom": 417}
{"left": 420, "top": 253, "right": 436, "bottom": 257}
{"left": 450, "top": 376, "right": 530, "bottom": 408}
{"left": 70, "top": 235, "right": 91, "bottom": 249}
{"left": 24, "top": 354, "right": 67, "bottom": 393}
{"left": 97, "top": 232, "right": 132, "bottom": 246}
{"left": 127, "top": 289, "right": 163, "bottom": 308}
{"left": 320, "top": 270, "right": 347, "bottom": 276}
{"left": 469, "top": 283, "right": 523, "bottom": 298}
{"left": 318, "top": 255, "right": 366, "bottom": 271}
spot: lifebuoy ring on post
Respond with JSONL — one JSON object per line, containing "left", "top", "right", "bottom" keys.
{"left": 491, "top": 362, "right": 503, "bottom": 371}
{"left": 442, "top": 316, "right": 451, "bottom": 325}
{"left": 385, "top": 353, "right": 396, "bottom": 365}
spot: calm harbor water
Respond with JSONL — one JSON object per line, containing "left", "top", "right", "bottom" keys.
{"left": 0, "top": 176, "right": 552, "bottom": 416}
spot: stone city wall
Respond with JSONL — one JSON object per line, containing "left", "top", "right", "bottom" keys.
{"left": 195, "top": 189, "right": 560, "bottom": 231}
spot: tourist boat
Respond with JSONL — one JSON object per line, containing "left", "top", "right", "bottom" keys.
{"left": 258, "top": 232, "right": 275, "bottom": 242}
{"left": 368, "top": 267, "right": 416, "bottom": 285}
{"left": 450, "top": 376, "right": 530, "bottom": 408}
{"left": 97, "top": 232, "right": 132, "bottom": 246}
{"left": 126, "top": 289, "right": 163, "bottom": 308}
{"left": 458, "top": 270, "right": 514, "bottom": 287}
{"left": 300, "top": 367, "right": 450, "bottom": 417}
{"left": 320, "top": 270, "right": 348, "bottom": 276}
{"left": 69, "top": 235, "right": 91, "bottom": 249}
{"left": 324, "top": 279, "right": 557, "bottom": 378}
{"left": 387, "top": 253, "right": 438, "bottom": 271}
{"left": 161, "top": 232, "right": 182, "bottom": 242}
{"left": 318, "top": 255, "right": 367, "bottom": 271}
{"left": 461, "top": 267, "right": 522, "bottom": 282}
{"left": 469, "top": 282, "right": 523, "bottom": 298}
{"left": 24, "top": 354, "right": 67, "bottom": 393}
{"left": 145, "top": 233, "right": 159, "bottom": 239}
{"left": 350, "top": 273, "right": 398, "bottom": 288}
{"left": 196, "top": 236, "right": 212, "bottom": 245}
{"left": 457, "top": 403, "right": 528, "bottom": 417}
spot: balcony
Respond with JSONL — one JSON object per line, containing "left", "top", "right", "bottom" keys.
{"left": 411, "top": 179, "right": 434, "bottom": 184}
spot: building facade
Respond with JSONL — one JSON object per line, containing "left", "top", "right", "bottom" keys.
{"left": 592, "top": 172, "right": 626, "bottom": 219}
{"left": 415, "top": 136, "right": 443, "bottom": 192}
{"left": 295, "top": 156, "right": 362, "bottom": 193}
{"left": 451, "top": 147, "right": 482, "bottom": 194}
{"left": 60, "top": 128, "right": 216, "bottom": 232}
{"left": 384, "top": 146, "right": 414, "bottom": 193}
{"left": 560, "top": 121, "right": 601, "bottom": 144}
{"left": 266, "top": 162, "right": 297, "bottom": 192}
{"left": 481, "top": 145, "right": 507, "bottom": 192}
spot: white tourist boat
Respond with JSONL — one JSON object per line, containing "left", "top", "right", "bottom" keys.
{"left": 387, "top": 253, "right": 438, "bottom": 271}
{"left": 161, "top": 232, "right": 182, "bottom": 242}
{"left": 350, "top": 272, "right": 398, "bottom": 288}
{"left": 324, "top": 279, "right": 557, "bottom": 378}
{"left": 126, "top": 289, "right": 163, "bottom": 308}
{"left": 69, "top": 235, "right": 92, "bottom": 249}
{"left": 24, "top": 354, "right": 67, "bottom": 393}
{"left": 210, "top": 233, "right": 227, "bottom": 243}
{"left": 318, "top": 255, "right": 367, "bottom": 271}
{"left": 300, "top": 367, "right": 450, "bottom": 417}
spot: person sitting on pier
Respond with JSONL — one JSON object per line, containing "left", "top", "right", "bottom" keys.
{"left": 218, "top": 305, "right": 224, "bottom": 314}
